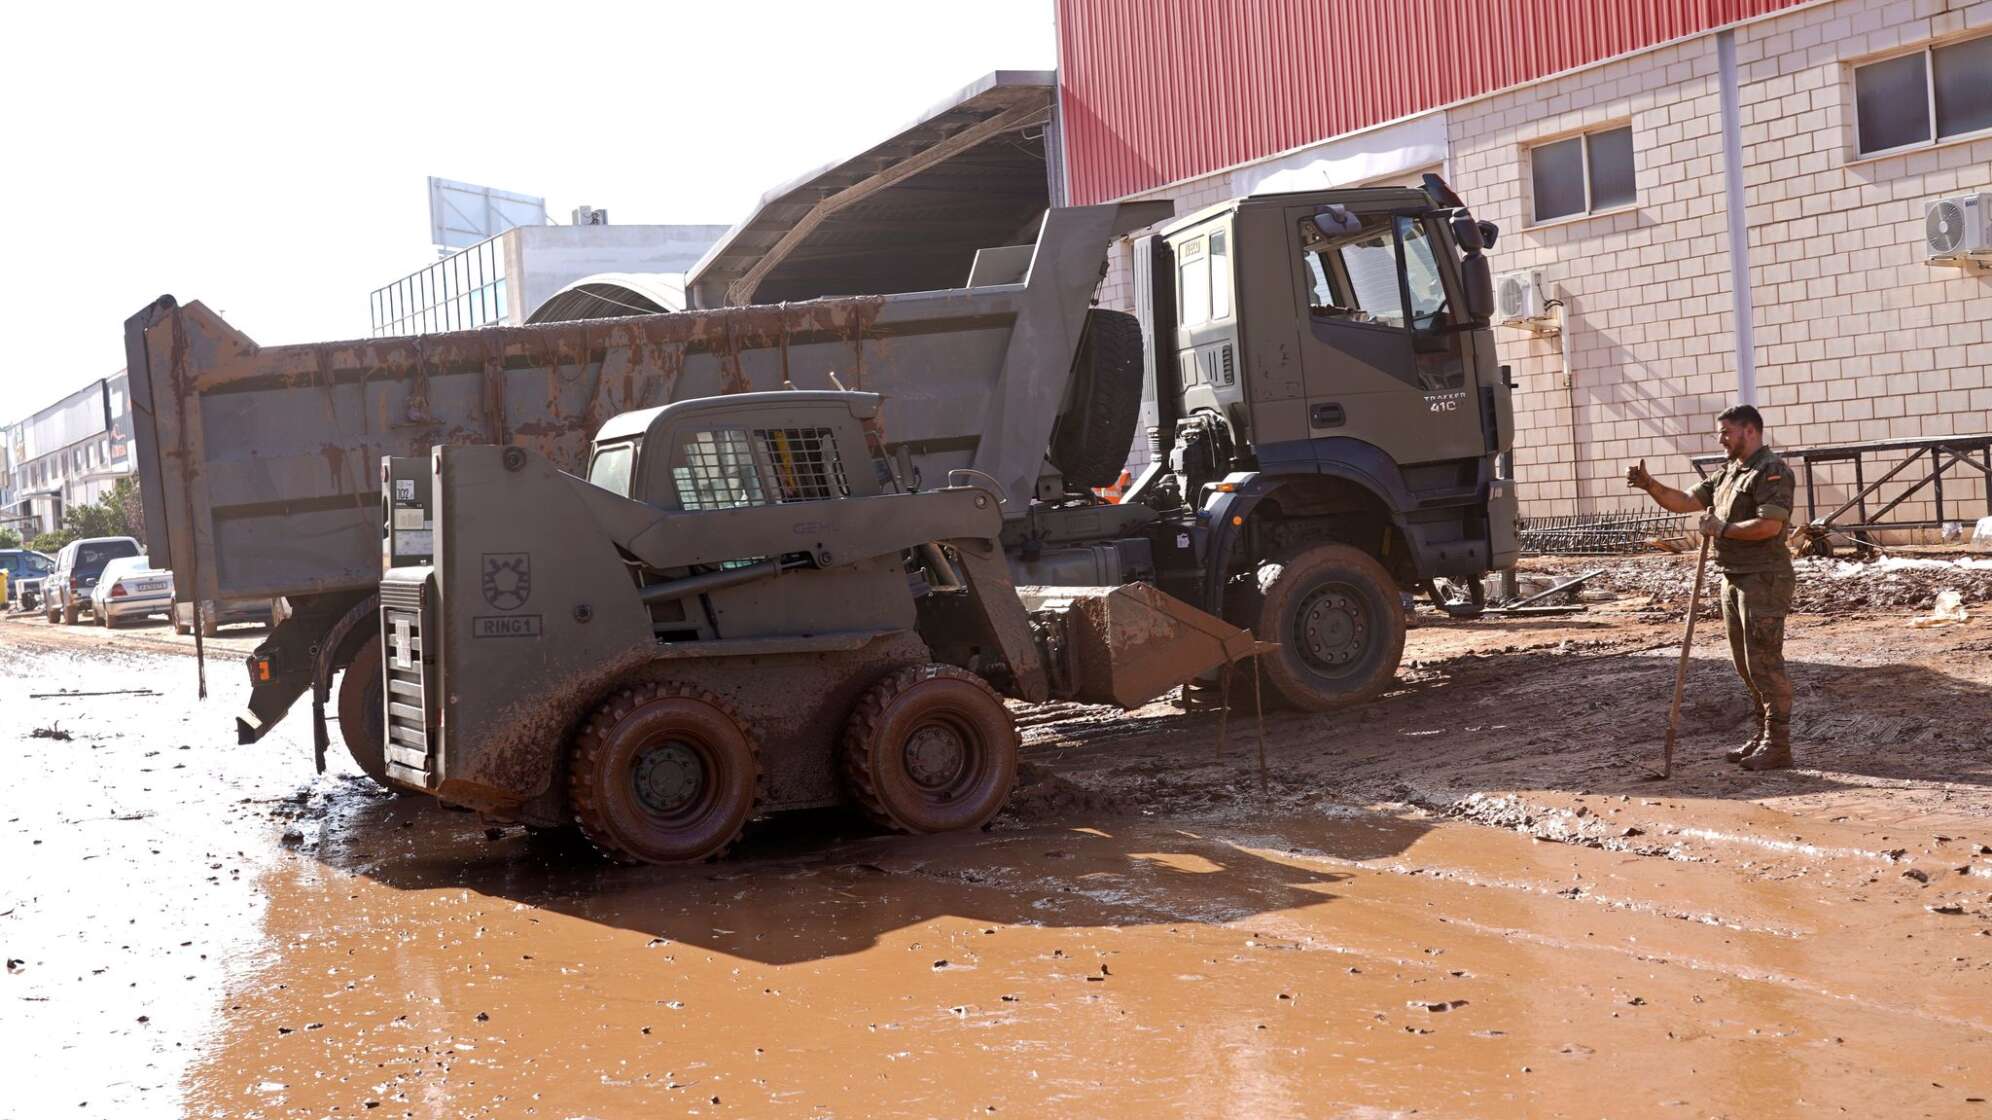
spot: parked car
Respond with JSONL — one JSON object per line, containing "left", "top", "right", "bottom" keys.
{"left": 172, "top": 595, "right": 289, "bottom": 637}
{"left": 1, "top": 548, "right": 55, "bottom": 611}
{"left": 44, "top": 536, "right": 142, "bottom": 625}
{"left": 89, "top": 555, "right": 175, "bottom": 627}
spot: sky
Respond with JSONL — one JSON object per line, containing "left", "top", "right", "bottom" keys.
{"left": 0, "top": 0, "right": 1056, "bottom": 407}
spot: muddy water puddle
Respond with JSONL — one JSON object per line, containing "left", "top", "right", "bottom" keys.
{"left": 181, "top": 792, "right": 1991, "bottom": 1118}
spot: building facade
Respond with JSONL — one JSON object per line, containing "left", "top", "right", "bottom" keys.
{"left": 1058, "top": 0, "right": 1992, "bottom": 532}
{"left": 370, "top": 223, "right": 729, "bottom": 337}
{"left": 0, "top": 373, "right": 134, "bottom": 538}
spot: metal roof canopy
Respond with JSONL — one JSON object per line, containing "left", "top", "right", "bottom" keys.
{"left": 526, "top": 273, "right": 688, "bottom": 323}
{"left": 687, "top": 70, "right": 1054, "bottom": 309}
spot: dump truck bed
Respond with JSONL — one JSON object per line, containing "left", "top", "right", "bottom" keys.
{"left": 123, "top": 202, "right": 1167, "bottom": 607}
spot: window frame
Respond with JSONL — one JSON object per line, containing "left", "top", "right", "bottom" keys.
{"left": 1851, "top": 33, "right": 1992, "bottom": 159}
{"left": 1526, "top": 123, "right": 1637, "bottom": 226}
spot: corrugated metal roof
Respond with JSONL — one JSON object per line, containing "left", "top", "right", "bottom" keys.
{"left": 1056, "top": 0, "right": 1812, "bottom": 204}
{"left": 687, "top": 70, "right": 1056, "bottom": 308}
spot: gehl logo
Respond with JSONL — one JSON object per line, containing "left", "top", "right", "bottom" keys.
{"left": 1425, "top": 390, "right": 1468, "bottom": 413}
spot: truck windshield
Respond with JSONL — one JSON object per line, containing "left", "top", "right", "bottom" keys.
{"left": 588, "top": 442, "right": 636, "bottom": 496}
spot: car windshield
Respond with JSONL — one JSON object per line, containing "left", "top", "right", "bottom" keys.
{"left": 77, "top": 541, "right": 139, "bottom": 574}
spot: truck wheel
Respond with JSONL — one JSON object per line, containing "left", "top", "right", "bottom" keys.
{"left": 568, "top": 683, "right": 762, "bottom": 865}
{"left": 61, "top": 599, "right": 77, "bottom": 626}
{"left": 1048, "top": 309, "right": 1144, "bottom": 491}
{"left": 840, "top": 665, "right": 1019, "bottom": 834}
{"left": 337, "top": 636, "right": 393, "bottom": 788}
{"left": 1239, "top": 543, "right": 1406, "bottom": 711}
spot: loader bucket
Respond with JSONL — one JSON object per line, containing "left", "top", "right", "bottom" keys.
{"left": 1018, "top": 583, "right": 1276, "bottom": 709}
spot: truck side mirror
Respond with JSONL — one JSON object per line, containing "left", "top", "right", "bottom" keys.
{"left": 1478, "top": 220, "right": 1499, "bottom": 249}
{"left": 1451, "top": 214, "right": 1484, "bottom": 251}
{"left": 1460, "top": 252, "right": 1495, "bottom": 321}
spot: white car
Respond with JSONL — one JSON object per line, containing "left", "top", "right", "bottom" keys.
{"left": 89, "top": 556, "right": 175, "bottom": 628}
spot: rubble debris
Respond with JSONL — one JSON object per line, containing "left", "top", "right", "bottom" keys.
{"left": 29, "top": 725, "right": 72, "bottom": 741}
{"left": 1536, "top": 554, "right": 1992, "bottom": 618}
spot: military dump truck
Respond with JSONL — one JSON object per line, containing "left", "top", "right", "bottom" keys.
{"left": 126, "top": 176, "right": 1515, "bottom": 828}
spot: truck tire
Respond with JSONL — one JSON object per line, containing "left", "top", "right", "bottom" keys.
{"left": 337, "top": 636, "right": 392, "bottom": 788}
{"left": 61, "top": 598, "right": 77, "bottom": 626}
{"left": 1048, "top": 309, "right": 1144, "bottom": 492}
{"left": 1236, "top": 543, "right": 1406, "bottom": 711}
{"left": 840, "top": 665, "right": 1019, "bottom": 834}
{"left": 569, "top": 682, "right": 763, "bottom": 865}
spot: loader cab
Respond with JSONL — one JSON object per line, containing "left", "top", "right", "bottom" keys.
{"left": 589, "top": 391, "right": 891, "bottom": 511}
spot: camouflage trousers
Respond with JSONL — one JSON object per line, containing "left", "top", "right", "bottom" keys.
{"left": 1719, "top": 571, "right": 1795, "bottom": 746}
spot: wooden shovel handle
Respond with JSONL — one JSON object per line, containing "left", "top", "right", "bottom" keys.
{"left": 1661, "top": 535, "right": 1713, "bottom": 779}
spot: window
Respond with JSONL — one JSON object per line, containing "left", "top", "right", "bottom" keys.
{"left": 1856, "top": 34, "right": 1992, "bottom": 155}
{"left": 755, "top": 427, "right": 849, "bottom": 502}
{"left": 673, "top": 429, "right": 768, "bottom": 510}
{"left": 1530, "top": 125, "right": 1635, "bottom": 222}
{"left": 1177, "top": 237, "right": 1211, "bottom": 326}
{"left": 1398, "top": 217, "right": 1450, "bottom": 331}
{"left": 587, "top": 442, "right": 636, "bottom": 496}
{"left": 1208, "top": 231, "right": 1232, "bottom": 320}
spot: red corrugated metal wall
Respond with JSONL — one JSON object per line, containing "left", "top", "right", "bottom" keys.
{"left": 1056, "top": 0, "right": 1809, "bottom": 203}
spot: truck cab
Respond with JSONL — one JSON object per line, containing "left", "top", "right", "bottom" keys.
{"left": 1123, "top": 178, "right": 1518, "bottom": 710}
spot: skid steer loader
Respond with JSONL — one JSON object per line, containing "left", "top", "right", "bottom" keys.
{"left": 379, "top": 390, "right": 1267, "bottom": 863}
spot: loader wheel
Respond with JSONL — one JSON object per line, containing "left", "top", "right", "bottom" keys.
{"left": 840, "top": 665, "right": 1019, "bottom": 834}
{"left": 1048, "top": 309, "right": 1145, "bottom": 491}
{"left": 337, "top": 635, "right": 393, "bottom": 788}
{"left": 1239, "top": 543, "right": 1406, "bottom": 712}
{"left": 568, "top": 683, "right": 762, "bottom": 865}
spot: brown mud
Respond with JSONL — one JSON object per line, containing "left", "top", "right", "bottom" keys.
{"left": 4, "top": 577, "right": 1992, "bottom": 1117}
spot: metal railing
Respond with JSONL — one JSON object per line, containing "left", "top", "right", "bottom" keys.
{"left": 1691, "top": 434, "right": 1992, "bottom": 536}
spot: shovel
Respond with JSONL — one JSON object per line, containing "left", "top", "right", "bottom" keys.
{"left": 1657, "top": 534, "right": 1712, "bottom": 779}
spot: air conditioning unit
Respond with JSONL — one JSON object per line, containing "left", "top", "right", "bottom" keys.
{"left": 571, "top": 205, "right": 609, "bottom": 226}
{"left": 1925, "top": 194, "right": 1991, "bottom": 266}
{"left": 1496, "top": 270, "right": 1555, "bottom": 331}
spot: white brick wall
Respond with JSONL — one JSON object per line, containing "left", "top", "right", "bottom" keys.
{"left": 1092, "top": 0, "right": 1992, "bottom": 539}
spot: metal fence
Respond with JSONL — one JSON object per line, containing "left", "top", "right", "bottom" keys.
{"left": 1519, "top": 510, "right": 1691, "bottom": 555}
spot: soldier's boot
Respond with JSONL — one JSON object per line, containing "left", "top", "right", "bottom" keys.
{"left": 1741, "top": 721, "right": 1793, "bottom": 771}
{"left": 1725, "top": 715, "right": 1767, "bottom": 763}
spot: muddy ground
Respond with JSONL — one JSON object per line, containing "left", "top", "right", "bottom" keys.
{"left": 4, "top": 555, "right": 1991, "bottom": 1118}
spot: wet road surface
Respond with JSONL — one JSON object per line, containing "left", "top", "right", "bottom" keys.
{"left": 5, "top": 609, "right": 1991, "bottom": 1118}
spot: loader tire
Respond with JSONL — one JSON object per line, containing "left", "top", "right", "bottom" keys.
{"left": 337, "top": 635, "right": 393, "bottom": 788}
{"left": 1048, "top": 309, "right": 1145, "bottom": 492}
{"left": 568, "top": 683, "right": 762, "bottom": 865}
{"left": 840, "top": 665, "right": 1019, "bottom": 834}
{"left": 1237, "top": 543, "right": 1405, "bottom": 712}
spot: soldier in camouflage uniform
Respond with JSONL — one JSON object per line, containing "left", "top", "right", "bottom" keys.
{"left": 1626, "top": 405, "right": 1797, "bottom": 770}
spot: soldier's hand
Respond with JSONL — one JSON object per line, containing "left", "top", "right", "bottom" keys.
{"left": 1625, "top": 459, "right": 1654, "bottom": 492}
{"left": 1697, "top": 512, "right": 1724, "bottom": 538}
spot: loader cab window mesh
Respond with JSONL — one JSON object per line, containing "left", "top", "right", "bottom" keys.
{"left": 754, "top": 427, "right": 850, "bottom": 503}
{"left": 674, "top": 429, "right": 769, "bottom": 510}
{"left": 587, "top": 441, "right": 636, "bottom": 497}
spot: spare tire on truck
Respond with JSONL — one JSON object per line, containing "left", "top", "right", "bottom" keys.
{"left": 1048, "top": 309, "right": 1145, "bottom": 492}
